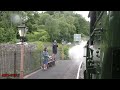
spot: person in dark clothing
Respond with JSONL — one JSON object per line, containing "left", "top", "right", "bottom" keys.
{"left": 52, "top": 40, "right": 58, "bottom": 61}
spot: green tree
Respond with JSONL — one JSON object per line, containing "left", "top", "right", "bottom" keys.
{"left": 45, "top": 16, "right": 59, "bottom": 41}
{"left": 0, "top": 11, "right": 90, "bottom": 43}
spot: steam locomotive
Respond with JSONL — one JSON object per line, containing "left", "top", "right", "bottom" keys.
{"left": 84, "top": 11, "right": 120, "bottom": 79}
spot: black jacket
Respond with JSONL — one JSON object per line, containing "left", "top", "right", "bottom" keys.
{"left": 52, "top": 43, "right": 58, "bottom": 54}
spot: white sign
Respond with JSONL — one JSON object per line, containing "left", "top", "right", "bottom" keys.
{"left": 74, "top": 34, "right": 81, "bottom": 41}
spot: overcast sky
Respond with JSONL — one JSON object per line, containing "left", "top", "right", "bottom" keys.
{"left": 74, "top": 11, "right": 89, "bottom": 21}
{"left": 38, "top": 11, "right": 90, "bottom": 21}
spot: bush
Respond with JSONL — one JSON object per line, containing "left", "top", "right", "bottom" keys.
{"left": 33, "top": 41, "right": 44, "bottom": 51}
{"left": 26, "top": 33, "right": 35, "bottom": 42}
{"left": 26, "top": 29, "right": 50, "bottom": 42}
{"left": 9, "top": 38, "right": 17, "bottom": 44}
{"left": 59, "top": 44, "right": 70, "bottom": 60}
{"left": 63, "top": 45, "right": 70, "bottom": 60}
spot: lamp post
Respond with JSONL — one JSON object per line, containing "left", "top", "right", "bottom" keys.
{"left": 17, "top": 24, "right": 28, "bottom": 79}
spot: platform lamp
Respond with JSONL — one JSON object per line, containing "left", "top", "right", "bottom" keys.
{"left": 17, "top": 23, "right": 28, "bottom": 79}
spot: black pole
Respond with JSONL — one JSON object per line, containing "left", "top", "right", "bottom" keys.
{"left": 14, "top": 50, "right": 16, "bottom": 75}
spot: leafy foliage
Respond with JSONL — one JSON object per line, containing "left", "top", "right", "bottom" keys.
{"left": 0, "top": 11, "right": 89, "bottom": 43}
